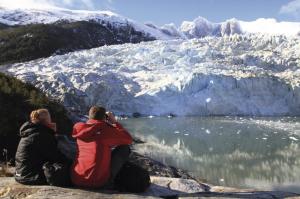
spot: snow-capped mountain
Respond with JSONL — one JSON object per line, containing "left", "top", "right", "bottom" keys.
{"left": 1, "top": 6, "right": 300, "bottom": 39}
{"left": 3, "top": 34, "right": 300, "bottom": 116}
{"left": 179, "top": 17, "right": 300, "bottom": 38}
{"left": 0, "top": 20, "right": 157, "bottom": 65}
{"left": 179, "top": 17, "right": 242, "bottom": 38}
{"left": 0, "top": 6, "right": 171, "bottom": 39}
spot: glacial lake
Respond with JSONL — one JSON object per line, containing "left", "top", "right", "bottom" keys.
{"left": 120, "top": 117, "right": 300, "bottom": 193}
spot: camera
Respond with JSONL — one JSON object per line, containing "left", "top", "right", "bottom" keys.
{"left": 105, "top": 113, "right": 109, "bottom": 120}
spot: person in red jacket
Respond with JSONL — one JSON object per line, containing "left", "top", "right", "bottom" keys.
{"left": 71, "top": 106, "right": 133, "bottom": 188}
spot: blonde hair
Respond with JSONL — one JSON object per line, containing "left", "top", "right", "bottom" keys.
{"left": 30, "top": 109, "right": 51, "bottom": 124}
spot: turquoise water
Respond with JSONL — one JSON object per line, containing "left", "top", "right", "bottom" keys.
{"left": 120, "top": 117, "right": 300, "bottom": 193}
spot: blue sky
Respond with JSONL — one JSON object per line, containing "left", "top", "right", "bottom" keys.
{"left": 1, "top": 0, "right": 300, "bottom": 25}
{"left": 106, "top": 0, "right": 300, "bottom": 25}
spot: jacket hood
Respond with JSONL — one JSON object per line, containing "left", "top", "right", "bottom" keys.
{"left": 72, "top": 119, "right": 105, "bottom": 139}
{"left": 19, "top": 121, "right": 52, "bottom": 137}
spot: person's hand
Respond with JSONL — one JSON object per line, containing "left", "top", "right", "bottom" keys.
{"left": 106, "top": 112, "right": 117, "bottom": 124}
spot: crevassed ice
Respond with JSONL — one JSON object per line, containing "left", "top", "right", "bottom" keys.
{"left": 4, "top": 34, "right": 300, "bottom": 116}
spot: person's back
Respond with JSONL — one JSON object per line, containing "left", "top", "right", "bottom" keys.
{"left": 71, "top": 106, "right": 133, "bottom": 188}
{"left": 15, "top": 109, "right": 68, "bottom": 185}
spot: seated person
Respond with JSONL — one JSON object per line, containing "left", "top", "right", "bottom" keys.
{"left": 15, "top": 109, "right": 69, "bottom": 185}
{"left": 71, "top": 106, "right": 133, "bottom": 188}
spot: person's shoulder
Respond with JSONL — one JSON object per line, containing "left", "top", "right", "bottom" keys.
{"left": 74, "top": 121, "right": 86, "bottom": 125}
{"left": 73, "top": 122, "right": 87, "bottom": 130}
{"left": 20, "top": 121, "right": 31, "bottom": 127}
{"left": 19, "top": 121, "right": 34, "bottom": 132}
{"left": 19, "top": 121, "right": 43, "bottom": 137}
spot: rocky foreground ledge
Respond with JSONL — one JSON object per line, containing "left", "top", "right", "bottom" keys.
{"left": 0, "top": 176, "right": 299, "bottom": 199}
{"left": 1, "top": 153, "right": 299, "bottom": 199}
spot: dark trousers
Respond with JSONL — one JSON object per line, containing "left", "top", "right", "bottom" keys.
{"left": 109, "top": 145, "right": 131, "bottom": 182}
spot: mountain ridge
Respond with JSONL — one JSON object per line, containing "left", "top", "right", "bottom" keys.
{"left": 0, "top": 20, "right": 155, "bottom": 64}
{"left": 1, "top": 6, "right": 300, "bottom": 40}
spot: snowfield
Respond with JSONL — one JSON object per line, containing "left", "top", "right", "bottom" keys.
{"left": 3, "top": 34, "right": 300, "bottom": 116}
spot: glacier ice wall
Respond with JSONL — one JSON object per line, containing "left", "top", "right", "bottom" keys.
{"left": 3, "top": 34, "right": 300, "bottom": 116}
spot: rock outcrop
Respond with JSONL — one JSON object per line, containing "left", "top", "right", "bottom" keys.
{"left": 1, "top": 152, "right": 299, "bottom": 199}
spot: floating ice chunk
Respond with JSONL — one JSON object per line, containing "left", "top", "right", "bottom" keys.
{"left": 219, "top": 178, "right": 224, "bottom": 182}
{"left": 273, "top": 132, "right": 278, "bottom": 134}
{"left": 174, "top": 131, "right": 180, "bottom": 134}
{"left": 236, "top": 130, "right": 241, "bottom": 134}
{"left": 289, "top": 136, "right": 299, "bottom": 141}
{"left": 209, "top": 80, "right": 214, "bottom": 84}
{"left": 206, "top": 98, "right": 211, "bottom": 103}
{"left": 184, "top": 133, "right": 189, "bottom": 136}
{"left": 206, "top": 129, "right": 211, "bottom": 134}
{"left": 148, "top": 115, "right": 154, "bottom": 118}
{"left": 262, "top": 137, "right": 268, "bottom": 140}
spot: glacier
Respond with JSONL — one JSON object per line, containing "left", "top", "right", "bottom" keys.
{"left": 3, "top": 34, "right": 300, "bottom": 116}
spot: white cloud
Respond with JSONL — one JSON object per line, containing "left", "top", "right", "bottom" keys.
{"left": 0, "top": 0, "right": 54, "bottom": 9}
{"left": 0, "top": 0, "right": 95, "bottom": 10}
{"left": 280, "top": 0, "right": 300, "bottom": 17}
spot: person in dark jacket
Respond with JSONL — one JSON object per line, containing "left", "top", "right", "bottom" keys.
{"left": 15, "top": 109, "right": 69, "bottom": 185}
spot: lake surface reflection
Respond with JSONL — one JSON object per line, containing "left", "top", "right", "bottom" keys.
{"left": 120, "top": 117, "right": 300, "bottom": 193}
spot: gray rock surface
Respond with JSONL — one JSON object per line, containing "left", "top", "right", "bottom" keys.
{"left": 1, "top": 177, "right": 299, "bottom": 199}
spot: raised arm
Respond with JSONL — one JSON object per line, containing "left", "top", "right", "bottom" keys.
{"left": 99, "top": 122, "right": 133, "bottom": 147}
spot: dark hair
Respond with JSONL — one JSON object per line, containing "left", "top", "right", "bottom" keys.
{"left": 88, "top": 106, "right": 106, "bottom": 120}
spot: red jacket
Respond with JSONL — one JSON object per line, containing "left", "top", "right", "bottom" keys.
{"left": 71, "top": 119, "right": 133, "bottom": 188}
